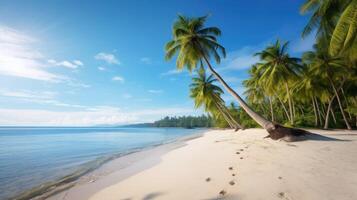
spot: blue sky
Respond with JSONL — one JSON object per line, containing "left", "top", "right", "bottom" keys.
{"left": 0, "top": 0, "right": 314, "bottom": 126}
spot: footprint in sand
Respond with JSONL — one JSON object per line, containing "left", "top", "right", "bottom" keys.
{"left": 229, "top": 180, "right": 235, "bottom": 186}
{"left": 219, "top": 190, "right": 227, "bottom": 196}
{"left": 278, "top": 192, "right": 290, "bottom": 200}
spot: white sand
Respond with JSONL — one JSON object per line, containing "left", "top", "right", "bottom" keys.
{"left": 50, "top": 129, "right": 357, "bottom": 200}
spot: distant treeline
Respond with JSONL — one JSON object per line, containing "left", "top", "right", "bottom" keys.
{"left": 153, "top": 115, "right": 214, "bottom": 128}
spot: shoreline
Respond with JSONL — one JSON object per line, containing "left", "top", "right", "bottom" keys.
{"left": 14, "top": 131, "right": 204, "bottom": 200}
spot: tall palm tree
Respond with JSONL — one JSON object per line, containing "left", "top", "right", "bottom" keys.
{"left": 165, "top": 15, "right": 306, "bottom": 139}
{"left": 189, "top": 67, "right": 242, "bottom": 130}
{"left": 255, "top": 40, "right": 302, "bottom": 125}
{"left": 304, "top": 42, "right": 352, "bottom": 129}
{"left": 243, "top": 65, "right": 276, "bottom": 122}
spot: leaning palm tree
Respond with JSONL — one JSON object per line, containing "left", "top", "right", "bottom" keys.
{"left": 190, "top": 67, "right": 242, "bottom": 130}
{"left": 255, "top": 40, "right": 302, "bottom": 125}
{"left": 165, "top": 15, "right": 307, "bottom": 139}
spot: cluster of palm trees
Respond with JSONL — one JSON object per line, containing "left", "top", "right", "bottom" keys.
{"left": 165, "top": 0, "right": 356, "bottom": 137}
{"left": 190, "top": 67, "right": 243, "bottom": 130}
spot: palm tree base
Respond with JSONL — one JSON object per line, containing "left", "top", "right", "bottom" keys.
{"left": 266, "top": 124, "right": 309, "bottom": 141}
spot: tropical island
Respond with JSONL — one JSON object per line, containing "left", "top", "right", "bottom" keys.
{"left": 1, "top": 1, "right": 357, "bottom": 200}
{"left": 46, "top": 1, "right": 357, "bottom": 200}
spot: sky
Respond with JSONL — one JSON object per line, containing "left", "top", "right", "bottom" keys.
{"left": 0, "top": 0, "right": 315, "bottom": 126}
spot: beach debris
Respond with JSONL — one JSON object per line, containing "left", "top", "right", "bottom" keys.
{"left": 232, "top": 173, "right": 236, "bottom": 176}
{"left": 236, "top": 152, "right": 240, "bottom": 154}
{"left": 219, "top": 190, "right": 227, "bottom": 196}
{"left": 228, "top": 167, "right": 233, "bottom": 170}
{"left": 229, "top": 180, "right": 235, "bottom": 185}
{"left": 240, "top": 157, "right": 243, "bottom": 159}
{"left": 278, "top": 176, "right": 283, "bottom": 179}
{"left": 206, "top": 177, "right": 211, "bottom": 182}
{"left": 240, "top": 149, "right": 244, "bottom": 151}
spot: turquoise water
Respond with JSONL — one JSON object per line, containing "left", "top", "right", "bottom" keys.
{"left": 0, "top": 127, "right": 204, "bottom": 199}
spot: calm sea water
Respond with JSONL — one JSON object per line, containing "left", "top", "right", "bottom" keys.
{"left": 0, "top": 127, "right": 204, "bottom": 199}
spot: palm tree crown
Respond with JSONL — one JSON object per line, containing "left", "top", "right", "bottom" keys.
{"left": 165, "top": 15, "right": 226, "bottom": 72}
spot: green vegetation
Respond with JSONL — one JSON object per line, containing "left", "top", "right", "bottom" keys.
{"left": 190, "top": 67, "right": 243, "bottom": 130}
{"left": 153, "top": 115, "right": 214, "bottom": 128}
{"left": 164, "top": 0, "right": 356, "bottom": 138}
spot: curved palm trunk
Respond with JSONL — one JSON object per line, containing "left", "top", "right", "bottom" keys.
{"left": 198, "top": 45, "right": 307, "bottom": 140}
{"left": 214, "top": 101, "right": 235, "bottom": 129}
{"left": 221, "top": 104, "right": 244, "bottom": 129}
{"left": 328, "top": 78, "right": 351, "bottom": 130}
{"left": 341, "top": 88, "right": 352, "bottom": 120}
{"left": 202, "top": 56, "right": 272, "bottom": 129}
{"left": 269, "top": 96, "right": 274, "bottom": 122}
{"left": 213, "top": 97, "right": 243, "bottom": 130}
{"left": 285, "top": 82, "right": 294, "bottom": 125}
{"left": 330, "top": 107, "right": 337, "bottom": 124}
{"left": 314, "top": 97, "right": 324, "bottom": 125}
{"left": 312, "top": 97, "right": 319, "bottom": 127}
{"left": 275, "top": 93, "right": 290, "bottom": 122}
{"left": 324, "top": 96, "right": 335, "bottom": 129}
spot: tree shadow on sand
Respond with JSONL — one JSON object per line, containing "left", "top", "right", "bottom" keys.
{"left": 293, "top": 132, "right": 352, "bottom": 142}
{"left": 120, "top": 192, "right": 165, "bottom": 200}
{"left": 142, "top": 192, "right": 165, "bottom": 200}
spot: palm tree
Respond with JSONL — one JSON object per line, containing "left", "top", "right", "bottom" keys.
{"left": 243, "top": 65, "right": 277, "bottom": 122}
{"left": 255, "top": 40, "right": 302, "bottom": 125}
{"left": 304, "top": 42, "right": 352, "bottom": 129}
{"left": 300, "top": 0, "right": 356, "bottom": 61}
{"left": 189, "top": 67, "right": 243, "bottom": 130}
{"left": 165, "top": 15, "right": 306, "bottom": 139}
{"left": 300, "top": 0, "right": 345, "bottom": 39}
{"left": 329, "top": 0, "right": 357, "bottom": 61}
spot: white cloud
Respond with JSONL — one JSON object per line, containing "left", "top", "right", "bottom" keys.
{"left": 0, "top": 88, "right": 87, "bottom": 108}
{"left": 0, "top": 89, "right": 57, "bottom": 100}
{"left": 219, "top": 46, "right": 260, "bottom": 71}
{"left": 0, "top": 25, "right": 64, "bottom": 82}
{"left": 148, "top": 89, "right": 163, "bottom": 94}
{"left": 66, "top": 80, "right": 91, "bottom": 88}
{"left": 47, "top": 59, "right": 82, "bottom": 69}
{"left": 98, "top": 66, "right": 106, "bottom": 71}
{"left": 73, "top": 60, "right": 83, "bottom": 66}
{"left": 140, "top": 57, "right": 152, "bottom": 64}
{"left": 112, "top": 76, "right": 124, "bottom": 83}
{"left": 160, "top": 69, "right": 184, "bottom": 76}
{"left": 95, "top": 52, "right": 120, "bottom": 65}
{"left": 0, "top": 106, "right": 198, "bottom": 126}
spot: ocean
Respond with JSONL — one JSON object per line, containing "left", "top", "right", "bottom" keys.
{"left": 0, "top": 127, "right": 204, "bottom": 199}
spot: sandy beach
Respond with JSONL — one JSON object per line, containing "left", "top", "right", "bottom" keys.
{"left": 48, "top": 128, "right": 357, "bottom": 200}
